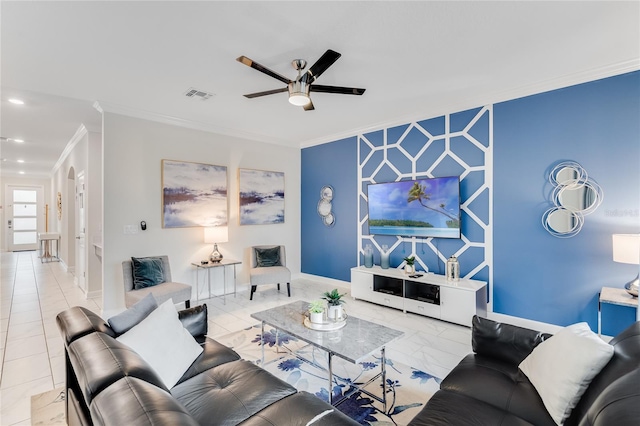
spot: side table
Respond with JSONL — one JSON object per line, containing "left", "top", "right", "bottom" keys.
{"left": 598, "top": 287, "right": 638, "bottom": 336}
{"left": 191, "top": 259, "right": 241, "bottom": 304}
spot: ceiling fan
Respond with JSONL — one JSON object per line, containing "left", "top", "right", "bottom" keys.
{"left": 236, "top": 49, "right": 366, "bottom": 111}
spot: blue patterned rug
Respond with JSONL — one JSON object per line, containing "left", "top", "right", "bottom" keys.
{"left": 216, "top": 324, "right": 441, "bottom": 425}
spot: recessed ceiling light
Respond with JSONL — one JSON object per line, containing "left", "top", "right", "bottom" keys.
{"left": 8, "top": 98, "right": 25, "bottom": 105}
{"left": 19, "top": 171, "right": 25, "bottom": 174}
{"left": 13, "top": 139, "right": 24, "bottom": 143}
{"left": 17, "top": 159, "right": 25, "bottom": 163}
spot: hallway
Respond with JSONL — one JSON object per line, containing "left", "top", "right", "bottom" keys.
{"left": 0, "top": 251, "right": 100, "bottom": 425}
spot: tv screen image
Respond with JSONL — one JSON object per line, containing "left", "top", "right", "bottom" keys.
{"left": 367, "top": 176, "right": 461, "bottom": 239}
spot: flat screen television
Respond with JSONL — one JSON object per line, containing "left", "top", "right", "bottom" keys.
{"left": 366, "top": 176, "right": 461, "bottom": 239}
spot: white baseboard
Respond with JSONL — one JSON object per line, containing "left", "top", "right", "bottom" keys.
{"left": 487, "top": 312, "right": 563, "bottom": 334}
{"left": 86, "top": 290, "right": 102, "bottom": 300}
{"left": 298, "top": 273, "right": 351, "bottom": 290}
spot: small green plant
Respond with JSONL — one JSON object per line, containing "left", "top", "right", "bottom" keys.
{"left": 308, "top": 300, "right": 325, "bottom": 313}
{"left": 403, "top": 255, "right": 415, "bottom": 266}
{"left": 322, "top": 288, "right": 346, "bottom": 306}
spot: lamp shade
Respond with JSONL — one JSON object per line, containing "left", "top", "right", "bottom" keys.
{"left": 204, "top": 227, "right": 228, "bottom": 244}
{"left": 612, "top": 234, "right": 640, "bottom": 265}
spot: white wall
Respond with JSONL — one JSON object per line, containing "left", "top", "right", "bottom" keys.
{"left": 86, "top": 131, "right": 103, "bottom": 297}
{"left": 102, "top": 113, "right": 301, "bottom": 314}
{"left": 51, "top": 131, "right": 88, "bottom": 269}
{"left": 0, "top": 176, "right": 51, "bottom": 252}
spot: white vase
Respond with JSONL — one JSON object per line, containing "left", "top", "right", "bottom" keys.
{"left": 405, "top": 264, "right": 415, "bottom": 275}
{"left": 328, "top": 305, "right": 343, "bottom": 320}
{"left": 310, "top": 311, "right": 324, "bottom": 324}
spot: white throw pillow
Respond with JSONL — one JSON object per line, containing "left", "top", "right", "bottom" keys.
{"left": 519, "top": 322, "right": 614, "bottom": 425}
{"left": 117, "top": 299, "right": 203, "bottom": 389}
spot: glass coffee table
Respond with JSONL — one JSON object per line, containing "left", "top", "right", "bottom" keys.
{"left": 251, "top": 300, "right": 404, "bottom": 410}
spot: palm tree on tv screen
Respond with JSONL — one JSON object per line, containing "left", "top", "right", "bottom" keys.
{"left": 407, "top": 182, "right": 458, "bottom": 223}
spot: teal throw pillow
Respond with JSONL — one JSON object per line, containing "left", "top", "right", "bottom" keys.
{"left": 132, "top": 257, "right": 165, "bottom": 289}
{"left": 255, "top": 247, "right": 281, "bottom": 267}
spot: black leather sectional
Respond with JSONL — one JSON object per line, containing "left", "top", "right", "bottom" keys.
{"left": 56, "top": 305, "right": 359, "bottom": 426}
{"left": 409, "top": 316, "right": 640, "bottom": 426}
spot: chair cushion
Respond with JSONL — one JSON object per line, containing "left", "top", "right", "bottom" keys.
{"left": 108, "top": 293, "right": 158, "bottom": 335}
{"left": 249, "top": 266, "right": 291, "bottom": 286}
{"left": 408, "top": 389, "right": 536, "bottom": 426}
{"left": 125, "top": 281, "right": 191, "bottom": 308}
{"left": 131, "top": 256, "right": 166, "bottom": 289}
{"left": 255, "top": 246, "right": 281, "bottom": 267}
{"left": 171, "top": 359, "right": 297, "bottom": 425}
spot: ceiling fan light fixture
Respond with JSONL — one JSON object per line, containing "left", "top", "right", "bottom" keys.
{"left": 289, "top": 93, "right": 310, "bottom": 106}
{"left": 288, "top": 81, "right": 311, "bottom": 106}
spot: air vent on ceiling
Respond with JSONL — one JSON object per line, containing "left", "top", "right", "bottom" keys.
{"left": 184, "top": 87, "right": 214, "bottom": 100}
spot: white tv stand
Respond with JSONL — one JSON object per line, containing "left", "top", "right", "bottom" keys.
{"left": 351, "top": 266, "right": 487, "bottom": 327}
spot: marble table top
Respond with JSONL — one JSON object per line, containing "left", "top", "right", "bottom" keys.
{"left": 600, "top": 287, "right": 638, "bottom": 308}
{"left": 251, "top": 300, "right": 404, "bottom": 364}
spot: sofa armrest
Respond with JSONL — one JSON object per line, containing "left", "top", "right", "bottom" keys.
{"left": 57, "top": 306, "right": 115, "bottom": 346}
{"left": 178, "top": 304, "right": 207, "bottom": 338}
{"left": 471, "top": 315, "right": 552, "bottom": 365}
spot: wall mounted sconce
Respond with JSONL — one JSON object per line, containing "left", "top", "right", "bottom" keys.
{"left": 542, "top": 161, "right": 603, "bottom": 238}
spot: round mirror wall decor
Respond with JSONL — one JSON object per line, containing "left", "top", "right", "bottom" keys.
{"left": 318, "top": 185, "right": 335, "bottom": 227}
{"left": 542, "top": 161, "right": 603, "bottom": 238}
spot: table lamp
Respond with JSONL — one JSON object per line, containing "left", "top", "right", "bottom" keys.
{"left": 612, "top": 233, "right": 640, "bottom": 297}
{"left": 204, "top": 226, "right": 228, "bottom": 263}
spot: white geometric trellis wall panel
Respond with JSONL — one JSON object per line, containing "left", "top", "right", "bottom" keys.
{"left": 358, "top": 106, "right": 493, "bottom": 290}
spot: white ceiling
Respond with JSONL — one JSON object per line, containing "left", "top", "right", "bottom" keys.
{"left": 1, "top": 1, "right": 638, "bottom": 179}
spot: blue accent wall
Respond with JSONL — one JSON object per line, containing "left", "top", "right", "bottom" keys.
{"left": 301, "top": 71, "right": 639, "bottom": 333}
{"left": 493, "top": 71, "right": 640, "bottom": 332}
{"left": 301, "top": 137, "right": 358, "bottom": 281}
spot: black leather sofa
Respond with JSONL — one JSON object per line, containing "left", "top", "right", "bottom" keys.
{"left": 56, "top": 305, "right": 359, "bottom": 426}
{"left": 409, "top": 316, "right": 640, "bottom": 426}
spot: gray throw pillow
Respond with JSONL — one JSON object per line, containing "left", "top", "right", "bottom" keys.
{"left": 108, "top": 293, "right": 158, "bottom": 335}
{"left": 132, "top": 256, "right": 165, "bottom": 289}
{"left": 255, "top": 247, "right": 281, "bottom": 267}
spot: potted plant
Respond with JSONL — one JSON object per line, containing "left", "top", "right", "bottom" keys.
{"left": 322, "top": 288, "right": 346, "bottom": 319}
{"left": 404, "top": 255, "right": 416, "bottom": 275}
{"left": 308, "top": 300, "right": 325, "bottom": 324}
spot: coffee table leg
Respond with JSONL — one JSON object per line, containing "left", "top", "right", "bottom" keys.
{"left": 328, "top": 352, "right": 334, "bottom": 405}
{"left": 381, "top": 347, "right": 387, "bottom": 412}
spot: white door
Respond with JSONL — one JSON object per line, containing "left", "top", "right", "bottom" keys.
{"left": 77, "top": 173, "right": 86, "bottom": 292}
{"left": 5, "top": 185, "right": 42, "bottom": 251}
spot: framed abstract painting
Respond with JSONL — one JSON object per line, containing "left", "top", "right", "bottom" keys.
{"left": 162, "top": 159, "right": 228, "bottom": 228}
{"left": 238, "top": 168, "right": 285, "bottom": 225}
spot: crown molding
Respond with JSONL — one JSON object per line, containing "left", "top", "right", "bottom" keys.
{"left": 51, "top": 124, "right": 88, "bottom": 176}
{"left": 300, "top": 59, "right": 640, "bottom": 149}
{"left": 92, "top": 101, "right": 287, "bottom": 146}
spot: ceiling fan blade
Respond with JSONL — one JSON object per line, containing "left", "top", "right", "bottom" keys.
{"left": 310, "top": 85, "right": 366, "bottom": 95}
{"left": 236, "top": 56, "right": 291, "bottom": 85}
{"left": 303, "top": 100, "right": 315, "bottom": 111}
{"left": 301, "top": 49, "right": 341, "bottom": 84}
{"left": 243, "top": 88, "right": 288, "bottom": 99}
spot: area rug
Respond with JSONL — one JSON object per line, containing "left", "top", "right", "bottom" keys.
{"left": 216, "top": 324, "right": 441, "bottom": 425}
{"left": 30, "top": 387, "right": 66, "bottom": 425}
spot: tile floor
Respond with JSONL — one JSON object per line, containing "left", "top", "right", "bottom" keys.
{"left": 0, "top": 251, "right": 471, "bottom": 425}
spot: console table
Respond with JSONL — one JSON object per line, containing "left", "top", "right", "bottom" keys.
{"left": 38, "top": 232, "right": 60, "bottom": 263}
{"left": 191, "top": 259, "right": 241, "bottom": 304}
{"left": 351, "top": 266, "right": 487, "bottom": 327}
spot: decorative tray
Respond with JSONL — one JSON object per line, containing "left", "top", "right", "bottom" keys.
{"left": 303, "top": 312, "right": 347, "bottom": 331}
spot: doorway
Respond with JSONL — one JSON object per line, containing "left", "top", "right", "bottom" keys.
{"left": 4, "top": 185, "right": 43, "bottom": 251}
